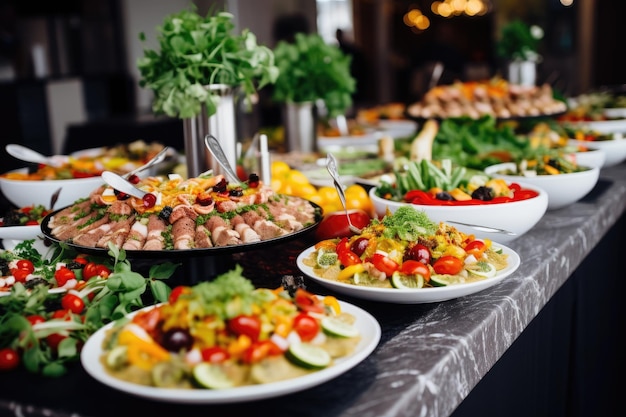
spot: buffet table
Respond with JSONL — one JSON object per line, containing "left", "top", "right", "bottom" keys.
{"left": 1, "top": 162, "right": 625, "bottom": 417}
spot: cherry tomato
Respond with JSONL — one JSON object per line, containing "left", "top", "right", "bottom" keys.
{"left": 25, "top": 220, "right": 39, "bottom": 226}
{"left": 465, "top": 240, "right": 487, "bottom": 258}
{"left": 293, "top": 313, "right": 320, "bottom": 342}
{"left": 0, "top": 348, "right": 20, "bottom": 371}
{"left": 11, "top": 268, "right": 30, "bottom": 283}
{"left": 432, "top": 256, "right": 464, "bottom": 275}
{"left": 54, "top": 267, "right": 75, "bottom": 286}
{"left": 16, "top": 260, "right": 35, "bottom": 273}
{"left": 73, "top": 257, "right": 89, "bottom": 265}
{"left": 131, "top": 308, "right": 161, "bottom": 336}
{"left": 399, "top": 260, "right": 431, "bottom": 281}
{"left": 61, "top": 293, "right": 85, "bottom": 314}
{"left": 45, "top": 334, "right": 68, "bottom": 351}
{"left": 370, "top": 253, "right": 400, "bottom": 276}
{"left": 142, "top": 193, "right": 157, "bottom": 208}
{"left": 228, "top": 315, "right": 261, "bottom": 340}
{"left": 26, "top": 315, "right": 46, "bottom": 326}
{"left": 315, "top": 210, "right": 371, "bottom": 240}
{"left": 51, "top": 309, "right": 72, "bottom": 320}
{"left": 83, "top": 262, "right": 109, "bottom": 280}
{"left": 168, "top": 285, "right": 191, "bottom": 304}
{"left": 200, "top": 346, "right": 230, "bottom": 363}
{"left": 294, "top": 288, "right": 325, "bottom": 314}
{"left": 405, "top": 244, "right": 431, "bottom": 264}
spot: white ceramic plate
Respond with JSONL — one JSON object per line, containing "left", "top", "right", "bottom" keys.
{"left": 81, "top": 301, "right": 381, "bottom": 404}
{"left": 0, "top": 225, "right": 42, "bottom": 241}
{"left": 378, "top": 119, "right": 418, "bottom": 138}
{"left": 317, "top": 131, "right": 384, "bottom": 149}
{"left": 563, "top": 118, "right": 626, "bottom": 133}
{"left": 302, "top": 168, "right": 355, "bottom": 188}
{"left": 0, "top": 286, "right": 66, "bottom": 297}
{"left": 297, "top": 245, "right": 521, "bottom": 304}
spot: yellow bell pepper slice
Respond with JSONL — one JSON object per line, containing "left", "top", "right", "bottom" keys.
{"left": 337, "top": 263, "right": 366, "bottom": 281}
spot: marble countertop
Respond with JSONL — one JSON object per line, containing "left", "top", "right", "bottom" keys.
{"left": 1, "top": 163, "right": 625, "bottom": 417}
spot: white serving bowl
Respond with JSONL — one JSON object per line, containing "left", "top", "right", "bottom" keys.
{"left": 563, "top": 119, "right": 626, "bottom": 134}
{"left": 567, "top": 136, "right": 626, "bottom": 167}
{"left": 484, "top": 162, "right": 600, "bottom": 211}
{"left": 0, "top": 168, "right": 104, "bottom": 208}
{"left": 569, "top": 147, "right": 606, "bottom": 169}
{"left": 368, "top": 182, "right": 548, "bottom": 244}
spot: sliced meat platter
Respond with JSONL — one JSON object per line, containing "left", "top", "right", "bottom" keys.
{"left": 42, "top": 173, "right": 321, "bottom": 254}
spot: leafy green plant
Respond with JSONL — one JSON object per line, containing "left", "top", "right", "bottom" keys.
{"left": 272, "top": 33, "right": 355, "bottom": 118}
{"left": 0, "top": 240, "right": 178, "bottom": 376}
{"left": 137, "top": 9, "right": 279, "bottom": 119}
{"left": 496, "top": 20, "right": 543, "bottom": 62}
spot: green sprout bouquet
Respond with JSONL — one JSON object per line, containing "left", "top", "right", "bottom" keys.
{"left": 137, "top": 9, "right": 279, "bottom": 119}
{"left": 272, "top": 33, "right": 355, "bottom": 118}
{"left": 496, "top": 20, "right": 544, "bottom": 62}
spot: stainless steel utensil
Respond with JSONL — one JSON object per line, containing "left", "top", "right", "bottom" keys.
{"left": 101, "top": 171, "right": 147, "bottom": 199}
{"left": 326, "top": 153, "right": 363, "bottom": 234}
{"left": 5, "top": 144, "right": 67, "bottom": 167}
{"left": 122, "top": 146, "right": 170, "bottom": 179}
{"left": 445, "top": 220, "right": 517, "bottom": 236}
{"left": 204, "top": 134, "right": 242, "bottom": 185}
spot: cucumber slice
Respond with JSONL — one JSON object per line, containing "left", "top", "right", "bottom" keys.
{"left": 321, "top": 316, "right": 359, "bottom": 338}
{"left": 430, "top": 274, "right": 451, "bottom": 287}
{"left": 468, "top": 262, "right": 496, "bottom": 278}
{"left": 192, "top": 363, "right": 235, "bottom": 389}
{"left": 391, "top": 271, "right": 425, "bottom": 289}
{"left": 286, "top": 342, "right": 331, "bottom": 369}
{"left": 317, "top": 250, "right": 338, "bottom": 267}
{"left": 106, "top": 345, "right": 128, "bottom": 370}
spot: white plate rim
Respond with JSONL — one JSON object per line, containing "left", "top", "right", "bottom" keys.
{"left": 296, "top": 245, "right": 521, "bottom": 304}
{"left": 80, "top": 301, "right": 381, "bottom": 404}
{"left": 0, "top": 225, "right": 42, "bottom": 241}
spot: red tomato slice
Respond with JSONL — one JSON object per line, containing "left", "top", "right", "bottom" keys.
{"left": 399, "top": 260, "right": 431, "bottom": 281}
{"left": 370, "top": 253, "right": 400, "bottom": 276}
{"left": 200, "top": 346, "right": 230, "bottom": 363}
{"left": 433, "top": 256, "right": 464, "bottom": 275}
{"left": 294, "top": 288, "right": 325, "bottom": 314}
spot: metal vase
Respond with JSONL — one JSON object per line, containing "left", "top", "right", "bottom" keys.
{"left": 508, "top": 60, "right": 536, "bottom": 86}
{"left": 183, "top": 84, "right": 237, "bottom": 178}
{"left": 284, "top": 101, "right": 317, "bottom": 153}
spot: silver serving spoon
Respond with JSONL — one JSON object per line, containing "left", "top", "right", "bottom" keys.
{"left": 122, "top": 146, "right": 170, "bottom": 180}
{"left": 5, "top": 144, "right": 68, "bottom": 167}
{"left": 101, "top": 171, "right": 147, "bottom": 199}
{"left": 326, "top": 153, "right": 363, "bottom": 234}
{"left": 445, "top": 220, "right": 517, "bottom": 236}
{"left": 204, "top": 134, "right": 242, "bottom": 185}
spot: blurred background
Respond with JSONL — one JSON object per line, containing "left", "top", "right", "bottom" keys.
{"left": 0, "top": 0, "right": 622, "bottom": 170}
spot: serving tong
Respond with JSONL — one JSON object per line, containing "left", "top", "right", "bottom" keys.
{"left": 326, "top": 153, "right": 363, "bottom": 234}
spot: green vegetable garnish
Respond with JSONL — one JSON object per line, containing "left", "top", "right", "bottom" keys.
{"left": 379, "top": 206, "right": 437, "bottom": 241}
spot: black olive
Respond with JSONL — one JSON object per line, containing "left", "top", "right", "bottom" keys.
{"left": 0, "top": 260, "right": 8, "bottom": 276}
{"left": 471, "top": 186, "right": 494, "bottom": 201}
{"left": 229, "top": 187, "right": 244, "bottom": 197}
{"left": 247, "top": 173, "right": 260, "bottom": 188}
{"left": 161, "top": 327, "right": 193, "bottom": 352}
{"left": 24, "top": 277, "right": 47, "bottom": 289}
{"left": 435, "top": 192, "right": 454, "bottom": 201}
{"left": 158, "top": 206, "right": 173, "bottom": 222}
{"left": 66, "top": 261, "right": 84, "bottom": 270}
